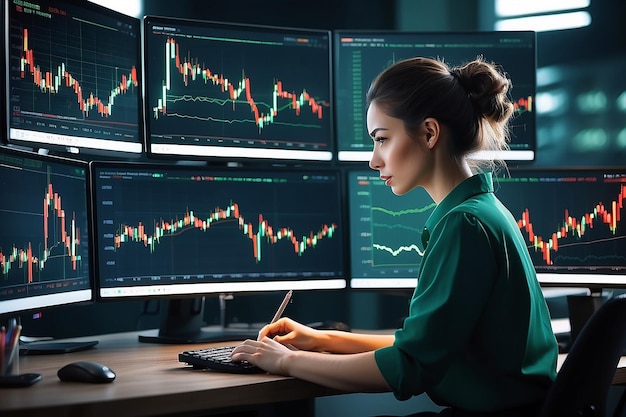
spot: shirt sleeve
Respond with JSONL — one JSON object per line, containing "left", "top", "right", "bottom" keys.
{"left": 375, "top": 211, "right": 498, "bottom": 400}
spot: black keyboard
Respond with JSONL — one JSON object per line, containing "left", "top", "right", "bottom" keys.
{"left": 178, "top": 345, "right": 263, "bottom": 374}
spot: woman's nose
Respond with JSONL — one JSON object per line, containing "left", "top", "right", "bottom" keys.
{"left": 369, "top": 150, "right": 381, "bottom": 170}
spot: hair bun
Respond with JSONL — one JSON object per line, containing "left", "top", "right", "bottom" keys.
{"left": 453, "top": 59, "right": 514, "bottom": 123}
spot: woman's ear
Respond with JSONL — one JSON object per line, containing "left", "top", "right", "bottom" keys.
{"left": 423, "top": 118, "right": 440, "bottom": 149}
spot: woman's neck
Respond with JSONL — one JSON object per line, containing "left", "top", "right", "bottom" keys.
{"left": 426, "top": 156, "right": 473, "bottom": 204}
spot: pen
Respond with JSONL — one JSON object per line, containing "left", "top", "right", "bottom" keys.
{"left": 0, "top": 326, "right": 5, "bottom": 375}
{"left": 5, "top": 324, "right": 21, "bottom": 374}
{"left": 270, "top": 290, "right": 293, "bottom": 324}
{"left": 6, "top": 318, "right": 16, "bottom": 341}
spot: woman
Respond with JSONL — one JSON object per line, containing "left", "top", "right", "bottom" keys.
{"left": 232, "top": 56, "right": 558, "bottom": 417}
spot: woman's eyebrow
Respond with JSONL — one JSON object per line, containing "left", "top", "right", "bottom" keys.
{"left": 369, "top": 127, "right": 388, "bottom": 137}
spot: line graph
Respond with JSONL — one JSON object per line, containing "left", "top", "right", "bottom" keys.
{"left": 372, "top": 242, "right": 425, "bottom": 258}
{"left": 348, "top": 171, "right": 435, "bottom": 280}
{"left": 370, "top": 199, "right": 434, "bottom": 267}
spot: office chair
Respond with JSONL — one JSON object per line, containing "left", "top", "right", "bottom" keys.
{"left": 537, "top": 293, "right": 626, "bottom": 417}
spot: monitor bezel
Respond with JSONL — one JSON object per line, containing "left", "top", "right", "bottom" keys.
{"left": 0, "top": 145, "right": 94, "bottom": 317}
{"left": 3, "top": 0, "right": 144, "bottom": 157}
{"left": 333, "top": 30, "right": 537, "bottom": 164}
{"left": 88, "top": 160, "right": 348, "bottom": 302}
{"left": 0, "top": 0, "right": 6, "bottom": 147}
{"left": 142, "top": 15, "right": 334, "bottom": 164}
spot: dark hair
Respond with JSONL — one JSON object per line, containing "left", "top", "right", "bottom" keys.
{"left": 366, "top": 56, "right": 514, "bottom": 170}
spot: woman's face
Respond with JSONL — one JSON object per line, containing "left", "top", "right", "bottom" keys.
{"left": 367, "top": 102, "right": 431, "bottom": 195}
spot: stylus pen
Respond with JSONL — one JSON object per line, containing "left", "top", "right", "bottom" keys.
{"left": 0, "top": 326, "right": 5, "bottom": 375}
{"left": 270, "top": 290, "right": 293, "bottom": 324}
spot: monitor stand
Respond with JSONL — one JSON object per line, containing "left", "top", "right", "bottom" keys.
{"left": 566, "top": 290, "right": 609, "bottom": 348}
{"left": 138, "top": 295, "right": 258, "bottom": 344}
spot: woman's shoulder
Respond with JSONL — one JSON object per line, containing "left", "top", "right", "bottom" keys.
{"left": 444, "top": 194, "right": 516, "bottom": 233}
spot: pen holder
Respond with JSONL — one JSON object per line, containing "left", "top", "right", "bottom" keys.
{"left": 2, "top": 343, "right": 19, "bottom": 376}
{"left": 0, "top": 344, "right": 42, "bottom": 388}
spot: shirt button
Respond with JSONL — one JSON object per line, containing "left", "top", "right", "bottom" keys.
{"left": 422, "top": 227, "right": 430, "bottom": 247}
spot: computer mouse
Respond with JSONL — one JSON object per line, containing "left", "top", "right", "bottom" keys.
{"left": 57, "top": 360, "right": 116, "bottom": 383}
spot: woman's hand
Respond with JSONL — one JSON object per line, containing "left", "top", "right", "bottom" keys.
{"left": 231, "top": 337, "right": 296, "bottom": 376}
{"left": 257, "top": 317, "right": 326, "bottom": 351}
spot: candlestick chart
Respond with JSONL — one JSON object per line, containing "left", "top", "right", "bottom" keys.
{"left": 0, "top": 153, "right": 90, "bottom": 301}
{"left": 495, "top": 170, "right": 626, "bottom": 275}
{"left": 114, "top": 202, "right": 337, "bottom": 263}
{"left": 92, "top": 166, "right": 344, "bottom": 285}
{"left": 348, "top": 171, "right": 435, "bottom": 284}
{"left": 17, "top": 27, "right": 138, "bottom": 120}
{"left": 7, "top": 0, "right": 142, "bottom": 149}
{"left": 144, "top": 19, "right": 332, "bottom": 154}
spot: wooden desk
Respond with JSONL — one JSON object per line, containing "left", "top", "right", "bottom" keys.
{"left": 3, "top": 331, "right": 625, "bottom": 417}
{"left": 0, "top": 331, "right": 344, "bottom": 417}
{"left": 614, "top": 359, "right": 626, "bottom": 385}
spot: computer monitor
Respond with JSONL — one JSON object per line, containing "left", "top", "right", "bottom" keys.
{"left": 347, "top": 169, "right": 435, "bottom": 289}
{"left": 494, "top": 168, "right": 626, "bottom": 291}
{"left": 143, "top": 16, "right": 333, "bottom": 163}
{"left": 0, "top": 146, "right": 93, "bottom": 321}
{"left": 334, "top": 31, "right": 536, "bottom": 162}
{"left": 1, "top": 0, "right": 5, "bottom": 143}
{"left": 89, "top": 161, "right": 346, "bottom": 342}
{"left": 4, "top": 0, "right": 143, "bottom": 155}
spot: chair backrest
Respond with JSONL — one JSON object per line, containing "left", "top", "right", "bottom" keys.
{"left": 537, "top": 293, "right": 626, "bottom": 417}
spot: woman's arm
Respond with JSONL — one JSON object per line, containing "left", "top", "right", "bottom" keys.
{"left": 257, "top": 317, "right": 395, "bottom": 353}
{"left": 307, "top": 330, "right": 395, "bottom": 353}
{"left": 232, "top": 336, "right": 391, "bottom": 392}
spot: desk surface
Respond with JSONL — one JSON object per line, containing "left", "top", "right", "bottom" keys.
{"left": 0, "top": 331, "right": 343, "bottom": 417}
{"left": 2, "top": 331, "right": 625, "bottom": 417}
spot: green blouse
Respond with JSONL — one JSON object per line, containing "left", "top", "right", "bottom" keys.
{"left": 374, "top": 172, "right": 558, "bottom": 412}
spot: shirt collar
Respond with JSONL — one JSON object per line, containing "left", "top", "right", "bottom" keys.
{"left": 421, "top": 172, "right": 494, "bottom": 248}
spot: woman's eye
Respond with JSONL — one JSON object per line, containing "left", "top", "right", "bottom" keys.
{"left": 374, "top": 136, "right": 387, "bottom": 144}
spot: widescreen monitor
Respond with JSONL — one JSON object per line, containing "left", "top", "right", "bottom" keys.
{"left": 0, "top": 146, "right": 93, "bottom": 318}
{"left": 143, "top": 16, "right": 333, "bottom": 162}
{"left": 494, "top": 168, "right": 626, "bottom": 290}
{"left": 347, "top": 169, "right": 435, "bottom": 289}
{"left": 1, "top": 0, "right": 5, "bottom": 142}
{"left": 4, "top": 0, "right": 143, "bottom": 155}
{"left": 90, "top": 162, "right": 346, "bottom": 342}
{"left": 334, "top": 31, "right": 536, "bottom": 162}
{"left": 348, "top": 168, "right": 626, "bottom": 291}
